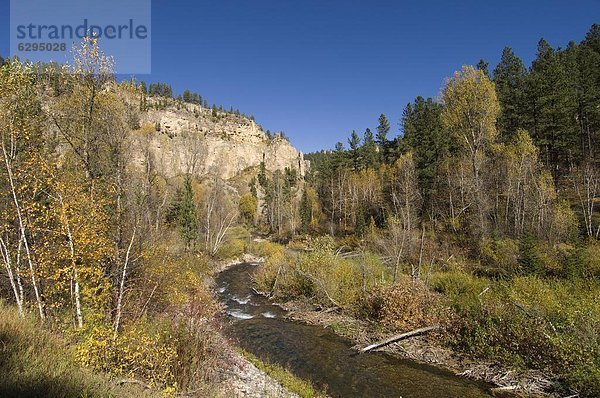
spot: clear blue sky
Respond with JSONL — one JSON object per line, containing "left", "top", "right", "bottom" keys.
{"left": 1, "top": 1, "right": 599, "bottom": 152}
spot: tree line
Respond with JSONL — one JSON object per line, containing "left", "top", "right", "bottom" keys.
{"left": 299, "top": 25, "right": 599, "bottom": 252}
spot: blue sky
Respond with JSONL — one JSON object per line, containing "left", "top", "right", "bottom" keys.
{"left": 1, "top": 1, "right": 599, "bottom": 152}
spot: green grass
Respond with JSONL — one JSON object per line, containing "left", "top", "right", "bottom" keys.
{"left": 0, "top": 301, "right": 155, "bottom": 398}
{"left": 239, "top": 349, "right": 327, "bottom": 398}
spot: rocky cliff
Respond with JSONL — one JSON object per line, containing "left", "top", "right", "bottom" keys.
{"left": 131, "top": 99, "right": 308, "bottom": 181}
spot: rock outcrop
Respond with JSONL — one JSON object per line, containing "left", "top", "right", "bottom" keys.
{"left": 131, "top": 100, "right": 308, "bottom": 181}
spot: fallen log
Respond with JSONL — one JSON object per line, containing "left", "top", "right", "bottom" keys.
{"left": 359, "top": 325, "right": 440, "bottom": 353}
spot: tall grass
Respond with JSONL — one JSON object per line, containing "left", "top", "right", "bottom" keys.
{"left": 0, "top": 301, "right": 153, "bottom": 398}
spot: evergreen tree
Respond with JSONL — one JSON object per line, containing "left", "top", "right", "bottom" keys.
{"left": 569, "top": 34, "right": 600, "bottom": 161}
{"left": 493, "top": 47, "right": 528, "bottom": 140}
{"left": 376, "top": 113, "right": 391, "bottom": 163}
{"left": 249, "top": 177, "right": 258, "bottom": 198}
{"left": 348, "top": 130, "right": 361, "bottom": 171}
{"left": 299, "top": 188, "right": 311, "bottom": 232}
{"left": 519, "top": 233, "right": 544, "bottom": 275}
{"left": 476, "top": 59, "right": 490, "bottom": 76}
{"left": 402, "top": 96, "right": 448, "bottom": 210}
{"left": 168, "top": 176, "right": 198, "bottom": 249}
{"left": 526, "top": 38, "right": 577, "bottom": 177}
{"left": 362, "top": 128, "right": 379, "bottom": 170}
{"left": 582, "top": 23, "right": 600, "bottom": 53}
{"left": 258, "top": 161, "right": 268, "bottom": 188}
{"left": 348, "top": 130, "right": 361, "bottom": 150}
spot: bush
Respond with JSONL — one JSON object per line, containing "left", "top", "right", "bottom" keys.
{"left": 255, "top": 243, "right": 388, "bottom": 309}
{"left": 298, "top": 249, "right": 389, "bottom": 308}
{"left": 134, "top": 245, "right": 207, "bottom": 314}
{"left": 251, "top": 240, "right": 285, "bottom": 258}
{"left": 77, "top": 322, "right": 177, "bottom": 390}
{"left": 253, "top": 246, "right": 289, "bottom": 294}
{"left": 215, "top": 238, "right": 247, "bottom": 260}
{"left": 565, "top": 240, "right": 600, "bottom": 279}
{"left": 78, "top": 312, "right": 222, "bottom": 393}
{"left": 479, "top": 238, "right": 520, "bottom": 276}
{"left": 360, "top": 276, "right": 445, "bottom": 331}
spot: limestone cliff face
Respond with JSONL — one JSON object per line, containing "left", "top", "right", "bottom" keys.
{"left": 132, "top": 101, "right": 308, "bottom": 181}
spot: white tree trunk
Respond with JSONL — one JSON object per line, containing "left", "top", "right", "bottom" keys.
{"left": 57, "top": 194, "right": 84, "bottom": 328}
{"left": 2, "top": 140, "right": 45, "bottom": 320}
{"left": 0, "top": 235, "right": 24, "bottom": 316}
{"left": 114, "top": 227, "right": 136, "bottom": 335}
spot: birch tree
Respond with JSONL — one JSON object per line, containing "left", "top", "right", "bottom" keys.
{"left": 0, "top": 59, "right": 45, "bottom": 319}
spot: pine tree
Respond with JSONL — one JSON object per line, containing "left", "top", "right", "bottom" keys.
{"left": 376, "top": 113, "right": 391, "bottom": 162}
{"left": 526, "top": 38, "right": 577, "bottom": 178}
{"left": 362, "top": 128, "right": 379, "bottom": 170}
{"left": 402, "top": 96, "right": 448, "bottom": 210}
{"left": 169, "top": 176, "right": 198, "bottom": 249}
{"left": 299, "top": 188, "right": 311, "bottom": 232}
{"left": 348, "top": 130, "right": 361, "bottom": 171}
{"left": 569, "top": 33, "right": 600, "bottom": 161}
{"left": 348, "top": 130, "right": 361, "bottom": 150}
{"left": 249, "top": 177, "right": 258, "bottom": 198}
{"left": 493, "top": 47, "right": 528, "bottom": 140}
{"left": 476, "top": 59, "right": 489, "bottom": 76}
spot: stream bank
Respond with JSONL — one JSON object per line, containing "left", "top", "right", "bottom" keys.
{"left": 215, "top": 261, "right": 494, "bottom": 398}
{"left": 280, "top": 299, "right": 554, "bottom": 397}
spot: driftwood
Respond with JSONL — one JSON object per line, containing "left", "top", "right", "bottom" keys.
{"left": 359, "top": 325, "right": 439, "bottom": 353}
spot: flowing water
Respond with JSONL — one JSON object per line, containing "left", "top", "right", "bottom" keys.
{"left": 216, "top": 262, "right": 493, "bottom": 398}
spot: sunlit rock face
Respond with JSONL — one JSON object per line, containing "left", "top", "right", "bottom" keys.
{"left": 132, "top": 101, "right": 308, "bottom": 181}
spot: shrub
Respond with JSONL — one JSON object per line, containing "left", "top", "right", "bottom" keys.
{"left": 479, "top": 238, "right": 520, "bottom": 276}
{"left": 77, "top": 322, "right": 177, "bottom": 390}
{"left": 134, "top": 245, "right": 207, "bottom": 314}
{"left": 360, "top": 276, "right": 445, "bottom": 331}
{"left": 251, "top": 240, "right": 285, "bottom": 258}
{"left": 78, "top": 311, "right": 222, "bottom": 393}
{"left": 297, "top": 250, "right": 361, "bottom": 307}
{"left": 433, "top": 273, "right": 600, "bottom": 397}
{"left": 253, "top": 247, "right": 289, "bottom": 294}
{"left": 519, "top": 233, "right": 545, "bottom": 275}
{"left": 565, "top": 240, "right": 600, "bottom": 279}
{"left": 215, "top": 238, "right": 247, "bottom": 260}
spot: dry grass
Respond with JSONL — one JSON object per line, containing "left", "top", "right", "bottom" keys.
{"left": 0, "top": 301, "right": 155, "bottom": 398}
